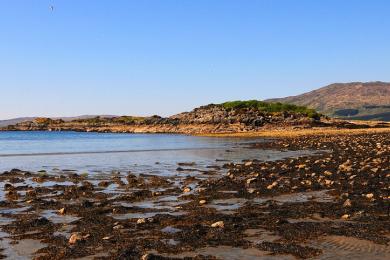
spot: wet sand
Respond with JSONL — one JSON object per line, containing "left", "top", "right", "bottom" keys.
{"left": 0, "top": 133, "right": 389, "bottom": 259}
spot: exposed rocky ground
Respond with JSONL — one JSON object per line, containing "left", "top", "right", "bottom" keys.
{"left": 2, "top": 104, "right": 381, "bottom": 134}
{"left": 0, "top": 133, "right": 389, "bottom": 259}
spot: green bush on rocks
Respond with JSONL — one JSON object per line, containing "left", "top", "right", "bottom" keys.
{"left": 221, "top": 100, "right": 320, "bottom": 119}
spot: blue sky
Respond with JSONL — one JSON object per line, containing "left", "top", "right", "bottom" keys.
{"left": 1, "top": 0, "right": 389, "bottom": 119}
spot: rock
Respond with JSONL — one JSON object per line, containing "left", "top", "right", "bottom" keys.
{"left": 246, "top": 178, "right": 256, "bottom": 184}
{"left": 211, "top": 221, "right": 224, "bottom": 228}
{"left": 267, "top": 181, "right": 278, "bottom": 190}
{"left": 324, "top": 179, "right": 333, "bottom": 186}
{"left": 371, "top": 168, "right": 379, "bottom": 173}
{"left": 183, "top": 187, "right": 192, "bottom": 193}
{"left": 69, "top": 233, "right": 84, "bottom": 244}
{"left": 137, "top": 218, "right": 153, "bottom": 224}
{"left": 244, "top": 161, "right": 253, "bottom": 166}
{"left": 343, "top": 199, "right": 352, "bottom": 207}
{"left": 199, "top": 200, "right": 207, "bottom": 205}
{"left": 113, "top": 224, "right": 124, "bottom": 230}
{"left": 247, "top": 188, "right": 256, "bottom": 194}
{"left": 324, "top": 171, "right": 333, "bottom": 176}
{"left": 137, "top": 218, "right": 146, "bottom": 224}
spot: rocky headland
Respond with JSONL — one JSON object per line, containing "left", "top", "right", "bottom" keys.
{"left": 1, "top": 101, "right": 386, "bottom": 134}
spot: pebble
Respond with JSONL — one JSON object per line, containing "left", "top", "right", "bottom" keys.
{"left": 137, "top": 218, "right": 146, "bottom": 224}
{"left": 343, "top": 199, "right": 352, "bottom": 207}
{"left": 247, "top": 188, "right": 256, "bottom": 194}
{"left": 211, "top": 221, "right": 224, "bottom": 228}
{"left": 199, "top": 200, "right": 207, "bottom": 205}
{"left": 246, "top": 178, "right": 256, "bottom": 184}
{"left": 113, "top": 224, "right": 124, "bottom": 230}
{"left": 69, "top": 233, "right": 87, "bottom": 244}
{"left": 244, "top": 161, "right": 253, "bottom": 166}
{"left": 183, "top": 187, "right": 192, "bottom": 193}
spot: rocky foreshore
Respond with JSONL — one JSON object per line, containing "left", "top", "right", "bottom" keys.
{"left": 0, "top": 132, "right": 389, "bottom": 259}
{"left": 1, "top": 104, "right": 378, "bottom": 134}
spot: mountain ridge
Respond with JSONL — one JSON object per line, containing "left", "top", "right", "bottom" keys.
{"left": 267, "top": 81, "right": 390, "bottom": 121}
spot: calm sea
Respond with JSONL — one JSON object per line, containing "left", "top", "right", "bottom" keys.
{"left": 0, "top": 131, "right": 312, "bottom": 174}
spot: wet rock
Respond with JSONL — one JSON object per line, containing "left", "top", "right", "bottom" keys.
{"left": 244, "top": 161, "right": 253, "bottom": 167}
{"left": 267, "top": 181, "right": 278, "bottom": 190}
{"left": 69, "top": 232, "right": 88, "bottom": 244}
{"left": 137, "top": 218, "right": 153, "bottom": 224}
{"left": 246, "top": 178, "right": 257, "bottom": 184}
{"left": 343, "top": 199, "right": 352, "bottom": 207}
{"left": 199, "top": 200, "right": 207, "bottom": 205}
{"left": 183, "top": 187, "right": 192, "bottom": 193}
{"left": 211, "top": 221, "right": 224, "bottom": 228}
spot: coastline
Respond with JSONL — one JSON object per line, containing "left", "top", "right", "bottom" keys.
{"left": 0, "top": 131, "right": 388, "bottom": 258}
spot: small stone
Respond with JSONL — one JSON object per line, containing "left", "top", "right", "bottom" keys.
{"left": 246, "top": 178, "right": 256, "bottom": 184}
{"left": 267, "top": 181, "right": 278, "bottom": 190}
{"left": 183, "top": 187, "right": 192, "bottom": 193}
{"left": 247, "top": 188, "right": 256, "bottom": 194}
{"left": 199, "top": 200, "right": 207, "bottom": 205}
{"left": 343, "top": 199, "right": 352, "bottom": 207}
{"left": 324, "top": 179, "right": 333, "bottom": 186}
{"left": 211, "top": 221, "right": 224, "bottom": 228}
{"left": 366, "top": 193, "right": 374, "bottom": 199}
{"left": 69, "top": 233, "right": 83, "bottom": 244}
{"left": 324, "top": 171, "right": 333, "bottom": 176}
{"left": 113, "top": 224, "right": 124, "bottom": 230}
{"left": 141, "top": 254, "right": 151, "bottom": 260}
{"left": 137, "top": 218, "right": 146, "bottom": 224}
{"left": 341, "top": 214, "right": 350, "bottom": 220}
{"left": 244, "top": 161, "right": 253, "bottom": 166}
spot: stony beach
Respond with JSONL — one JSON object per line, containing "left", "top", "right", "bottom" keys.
{"left": 0, "top": 132, "right": 389, "bottom": 259}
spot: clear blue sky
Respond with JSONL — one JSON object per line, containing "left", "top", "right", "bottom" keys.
{"left": 1, "top": 0, "right": 390, "bottom": 119}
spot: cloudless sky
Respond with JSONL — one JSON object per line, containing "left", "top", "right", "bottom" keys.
{"left": 1, "top": 0, "right": 390, "bottom": 119}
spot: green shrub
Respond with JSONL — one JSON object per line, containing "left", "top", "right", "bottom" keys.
{"left": 221, "top": 100, "right": 320, "bottom": 119}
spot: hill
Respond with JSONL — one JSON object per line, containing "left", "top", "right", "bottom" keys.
{"left": 0, "top": 115, "right": 117, "bottom": 128}
{"left": 267, "top": 82, "right": 390, "bottom": 121}
{"left": 0, "top": 117, "right": 36, "bottom": 127}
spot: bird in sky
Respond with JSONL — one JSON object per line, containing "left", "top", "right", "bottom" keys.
{"left": 50, "top": 5, "right": 54, "bottom": 12}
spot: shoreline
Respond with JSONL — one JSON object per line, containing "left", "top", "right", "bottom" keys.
{"left": 0, "top": 131, "right": 388, "bottom": 259}
{"left": 198, "top": 126, "right": 390, "bottom": 138}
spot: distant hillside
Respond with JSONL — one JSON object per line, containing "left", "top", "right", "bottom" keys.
{"left": 0, "top": 115, "right": 116, "bottom": 128}
{"left": 0, "top": 117, "right": 36, "bottom": 127}
{"left": 267, "top": 82, "right": 390, "bottom": 121}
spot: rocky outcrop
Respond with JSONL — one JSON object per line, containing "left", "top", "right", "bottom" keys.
{"left": 2, "top": 103, "right": 365, "bottom": 134}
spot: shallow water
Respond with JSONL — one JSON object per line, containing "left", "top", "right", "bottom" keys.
{"left": 0, "top": 131, "right": 317, "bottom": 173}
